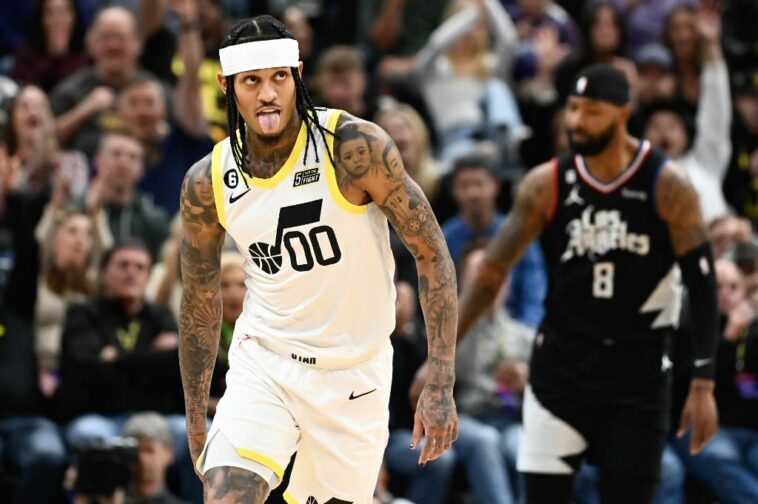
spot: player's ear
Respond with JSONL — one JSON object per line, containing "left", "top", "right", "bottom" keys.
{"left": 618, "top": 104, "right": 632, "bottom": 124}
{"left": 297, "top": 62, "right": 304, "bottom": 79}
{"left": 217, "top": 72, "right": 227, "bottom": 94}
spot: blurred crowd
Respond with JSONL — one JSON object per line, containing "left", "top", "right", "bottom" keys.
{"left": 0, "top": 0, "right": 757, "bottom": 503}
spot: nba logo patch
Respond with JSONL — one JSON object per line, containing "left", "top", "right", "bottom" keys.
{"left": 576, "top": 76, "right": 588, "bottom": 94}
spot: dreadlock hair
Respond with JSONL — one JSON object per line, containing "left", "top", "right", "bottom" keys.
{"left": 220, "top": 15, "right": 336, "bottom": 171}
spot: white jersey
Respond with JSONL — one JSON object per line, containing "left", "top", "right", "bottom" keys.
{"left": 210, "top": 108, "right": 396, "bottom": 367}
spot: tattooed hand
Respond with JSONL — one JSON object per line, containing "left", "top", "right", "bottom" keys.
{"left": 412, "top": 357, "right": 458, "bottom": 464}
{"left": 333, "top": 113, "right": 459, "bottom": 463}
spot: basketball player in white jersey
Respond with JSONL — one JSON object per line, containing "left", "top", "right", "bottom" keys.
{"left": 178, "top": 15, "right": 458, "bottom": 504}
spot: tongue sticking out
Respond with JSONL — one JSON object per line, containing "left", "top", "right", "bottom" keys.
{"left": 258, "top": 112, "right": 281, "bottom": 134}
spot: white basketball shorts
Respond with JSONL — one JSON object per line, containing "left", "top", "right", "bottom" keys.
{"left": 197, "top": 336, "right": 393, "bottom": 504}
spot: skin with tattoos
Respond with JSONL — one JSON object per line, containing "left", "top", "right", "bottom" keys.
{"left": 333, "top": 113, "right": 459, "bottom": 463}
{"left": 178, "top": 153, "right": 224, "bottom": 473}
{"left": 180, "top": 60, "right": 458, "bottom": 500}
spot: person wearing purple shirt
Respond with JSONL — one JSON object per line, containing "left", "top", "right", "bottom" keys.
{"left": 607, "top": 0, "right": 697, "bottom": 57}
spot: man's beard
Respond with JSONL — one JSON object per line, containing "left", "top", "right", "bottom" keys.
{"left": 568, "top": 122, "right": 617, "bottom": 156}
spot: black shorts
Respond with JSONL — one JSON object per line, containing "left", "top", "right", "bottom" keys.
{"left": 517, "top": 322, "right": 672, "bottom": 482}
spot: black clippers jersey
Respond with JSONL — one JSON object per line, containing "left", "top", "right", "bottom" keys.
{"left": 540, "top": 140, "right": 681, "bottom": 339}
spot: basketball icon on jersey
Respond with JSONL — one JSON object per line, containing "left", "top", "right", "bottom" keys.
{"left": 248, "top": 199, "right": 342, "bottom": 274}
{"left": 249, "top": 241, "right": 284, "bottom": 274}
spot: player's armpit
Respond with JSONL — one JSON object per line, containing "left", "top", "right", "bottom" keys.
{"left": 178, "top": 154, "right": 226, "bottom": 463}
{"left": 655, "top": 162, "right": 709, "bottom": 256}
{"left": 458, "top": 162, "right": 554, "bottom": 341}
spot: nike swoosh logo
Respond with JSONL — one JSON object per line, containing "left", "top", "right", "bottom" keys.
{"left": 229, "top": 189, "right": 251, "bottom": 204}
{"left": 694, "top": 358, "right": 713, "bottom": 367}
{"left": 349, "top": 388, "right": 377, "bottom": 400}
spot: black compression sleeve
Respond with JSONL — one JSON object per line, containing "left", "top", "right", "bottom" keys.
{"left": 678, "top": 242, "right": 719, "bottom": 379}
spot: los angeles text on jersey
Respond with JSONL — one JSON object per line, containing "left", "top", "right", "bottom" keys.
{"left": 561, "top": 206, "right": 650, "bottom": 262}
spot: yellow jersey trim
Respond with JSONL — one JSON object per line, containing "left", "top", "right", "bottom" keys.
{"left": 234, "top": 447, "right": 285, "bottom": 480}
{"left": 241, "top": 121, "right": 308, "bottom": 189}
{"left": 210, "top": 141, "right": 227, "bottom": 229}
{"left": 283, "top": 491, "right": 299, "bottom": 504}
{"left": 325, "top": 110, "right": 368, "bottom": 215}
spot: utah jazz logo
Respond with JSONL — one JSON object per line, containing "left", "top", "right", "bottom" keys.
{"left": 248, "top": 199, "right": 342, "bottom": 274}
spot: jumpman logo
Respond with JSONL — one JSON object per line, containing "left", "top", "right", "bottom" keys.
{"left": 564, "top": 185, "right": 585, "bottom": 206}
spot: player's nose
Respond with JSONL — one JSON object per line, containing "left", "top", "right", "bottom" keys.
{"left": 257, "top": 80, "right": 278, "bottom": 103}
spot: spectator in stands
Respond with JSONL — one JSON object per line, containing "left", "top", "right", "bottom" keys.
{"left": 316, "top": 45, "right": 376, "bottom": 120}
{"left": 33, "top": 188, "right": 112, "bottom": 396}
{"left": 609, "top": 0, "right": 696, "bottom": 57}
{"left": 509, "top": 0, "right": 579, "bottom": 83}
{"left": 663, "top": 2, "right": 705, "bottom": 106}
{"left": 281, "top": 6, "right": 316, "bottom": 86}
{"left": 441, "top": 153, "right": 546, "bottom": 328}
{"left": 173, "top": 0, "right": 229, "bottom": 143}
{"left": 709, "top": 213, "right": 753, "bottom": 260}
{"left": 0, "top": 165, "right": 68, "bottom": 504}
{"left": 122, "top": 412, "right": 185, "bottom": 504}
{"left": 375, "top": 103, "right": 441, "bottom": 207}
{"left": 58, "top": 240, "right": 182, "bottom": 431}
{"left": 118, "top": 74, "right": 211, "bottom": 216}
{"left": 50, "top": 6, "right": 150, "bottom": 157}
{"left": 673, "top": 259, "right": 758, "bottom": 503}
{"left": 3, "top": 85, "right": 88, "bottom": 197}
{"left": 724, "top": 68, "right": 758, "bottom": 226}
{"left": 643, "top": 0, "right": 731, "bottom": 224}
{"left": 414, "top": 0, "right": 523, "bottom": 162}
{"left": 455, "top": 245, "right": 533, "bottom": 501}
{"left": 359, "top": 0, "right": 449, "bottom": 77}
{"left": 92, "top": 130, "right": 170, "bottom": 260}
{"left": 146, "top": 215, "right": 182, "bottom": 321}
{"left": 12, "top": 0, "right": 88, "bottom": 93}
{"left": 634, "top": 43, "right": 677, "bottom": 107}
{"left": 555, "top": 1, "right": 631, "bottom": 104}
{"left": 58, "top": 239, "right": 198, "bottom": 501}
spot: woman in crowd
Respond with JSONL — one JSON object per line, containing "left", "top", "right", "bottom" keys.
{"left": 413, "top": 0, "right": 524, "bottom": 161}
{"left": 12, "top": 0, "right": 88, "bottom": 92}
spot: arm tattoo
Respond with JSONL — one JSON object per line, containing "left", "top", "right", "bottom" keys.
{"left": 656, "top": 163, "right": 708, "bottom": 256}
{"left": 204, "top": 467, "right": 270, "bottom": 504}
{"left": 179, "top": 155, "right": 225, "bottom": 435}
{"left": 334, "top": 116, "right": 458, "bottom": 377}
{"left": 458, "top": 163, "right": 552, "bottom": 341}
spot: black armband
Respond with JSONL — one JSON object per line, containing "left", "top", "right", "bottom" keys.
{"left": 678, "top": 242, "right": 719, "bottom": 379}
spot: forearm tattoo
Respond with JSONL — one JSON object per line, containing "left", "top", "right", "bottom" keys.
{"left": 179, "top": 156, "right": 224, "bottom": 434}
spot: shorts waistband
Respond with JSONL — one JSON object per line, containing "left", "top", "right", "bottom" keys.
{"left": 540, "top": 320, "right": 672, "bottom": 348}
{"left": 242, "top": 335, "right": 390, "bottom": 370}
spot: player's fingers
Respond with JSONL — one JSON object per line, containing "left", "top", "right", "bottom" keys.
{"left": 689, "top": 421, "right": 706, "bottom": 454}
{"left": 419, "top": 434, "right": 436, "bottom": 465}
{"left": 443, "top": 424, "right": 453, "bottom": 451}
{"left": 677, "top": 409, "right": 690, "bottom": 438}
{"left": 411, "top": 414, "right": 424, "bottom": 450}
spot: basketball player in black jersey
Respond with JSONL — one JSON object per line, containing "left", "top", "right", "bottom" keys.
{"left": 457, "top": 64, "right": 719, "bottom": 503}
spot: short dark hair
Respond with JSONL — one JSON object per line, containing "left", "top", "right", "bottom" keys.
{"left": 451, "top": 153, "right": 499, "bottom": 181}
{"left": 643, "top": 99, "right": 696, "bottom": 147}
{"left": 100, "top": 239, "right": 151, "bottom": 272}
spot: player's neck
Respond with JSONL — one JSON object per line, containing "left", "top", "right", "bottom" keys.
{"left": 244, "top": 114, "right": 302, "bottom": 179}
{"left": 582, "top": 135, "right": 640, "bottom": 184}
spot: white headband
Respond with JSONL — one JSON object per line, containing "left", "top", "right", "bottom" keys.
{"left": 219, "top": 39, "right": 300, "bottom": 76}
